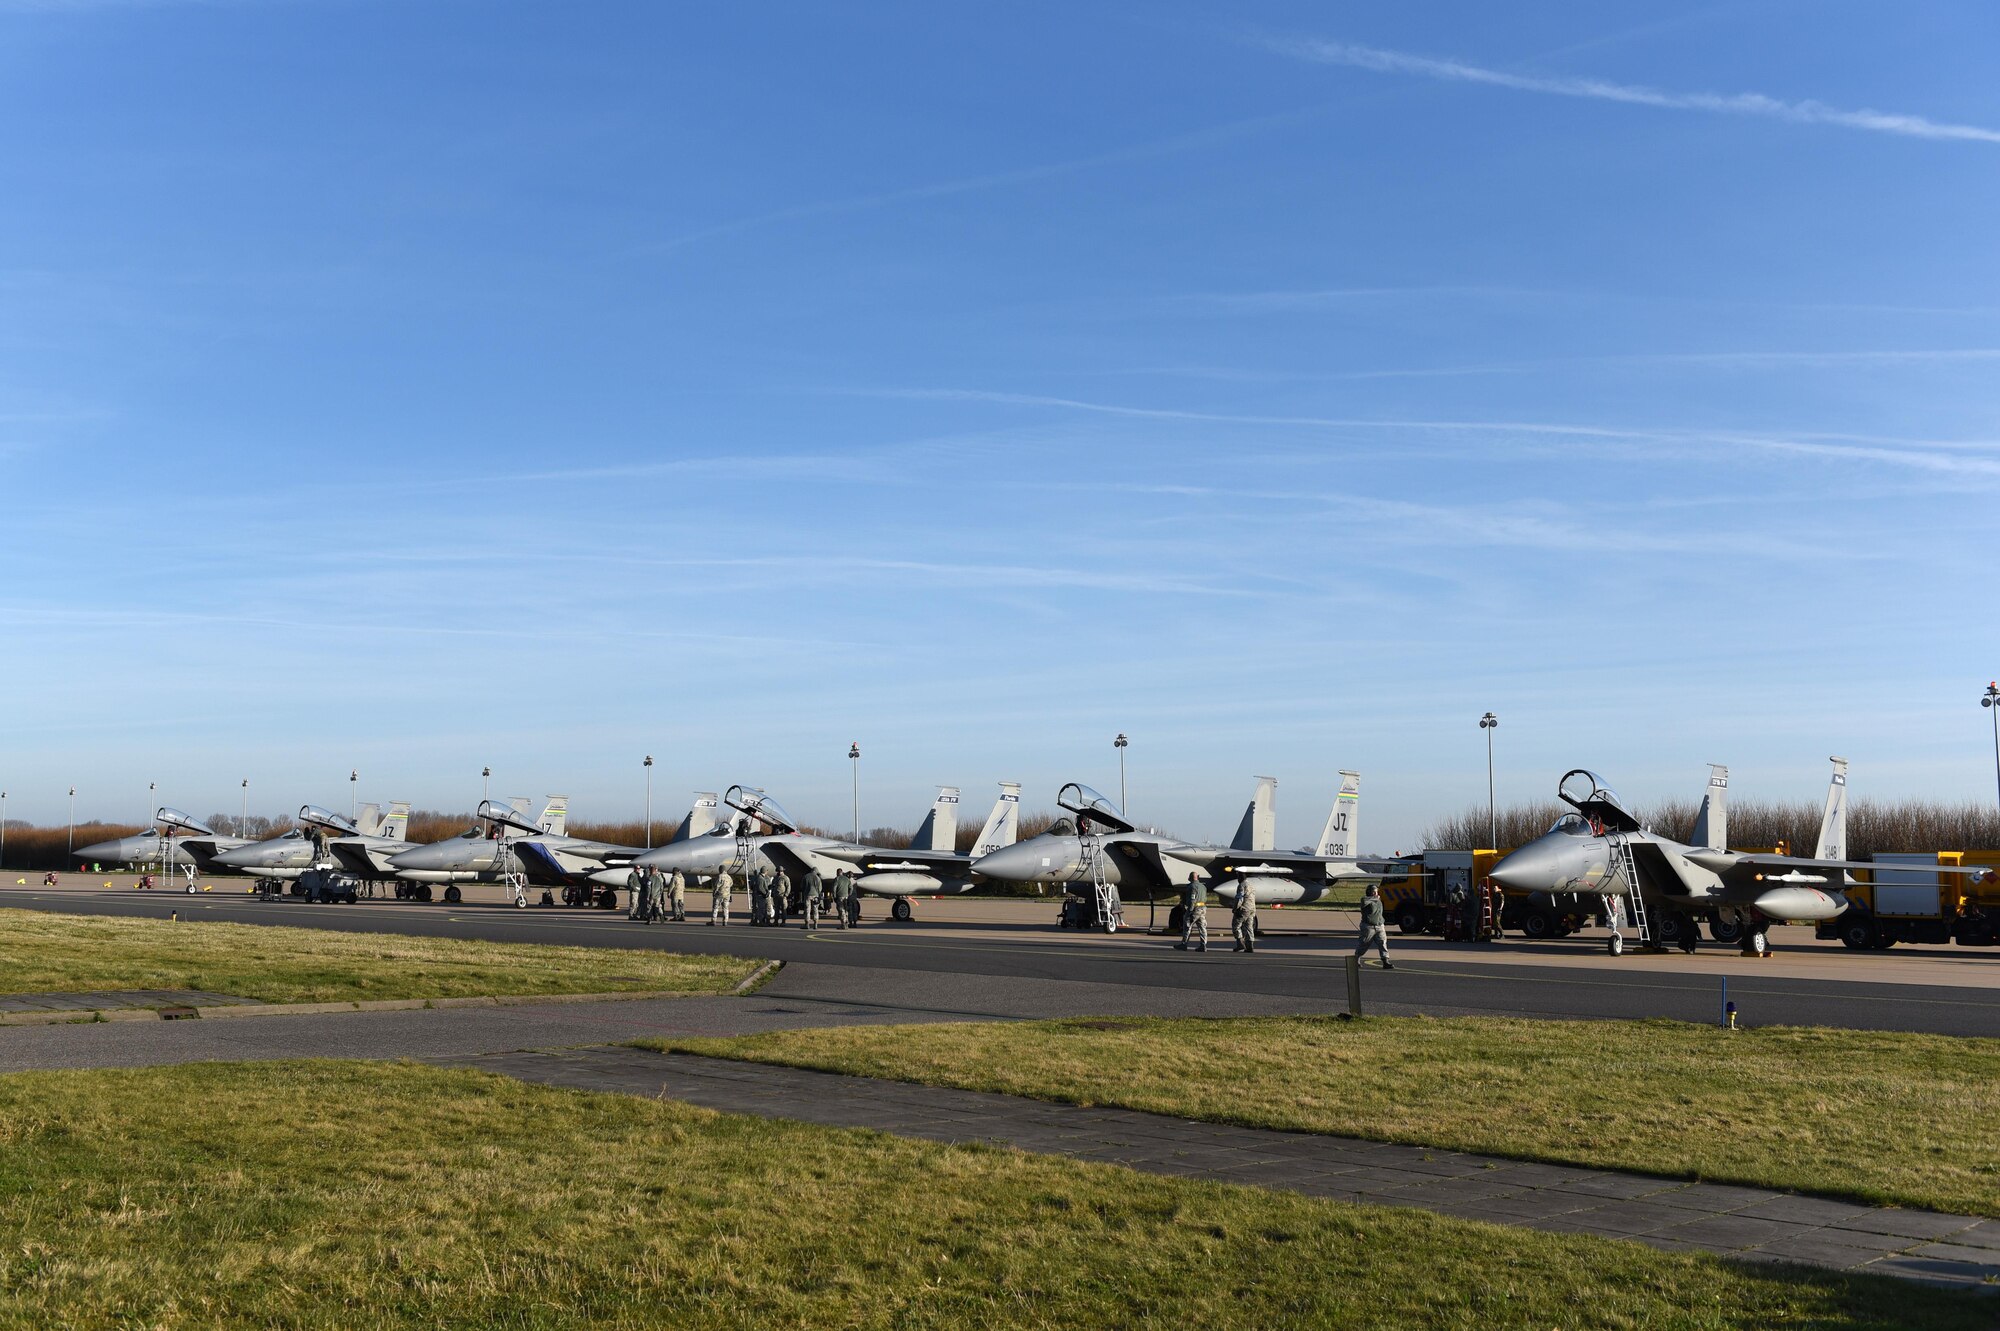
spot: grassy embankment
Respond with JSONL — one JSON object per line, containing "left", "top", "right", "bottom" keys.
{"left": 649, "top": 1016, "right": 2000, "bottom": 1219}
{"left": 0, "top": 912, "right": 755, "bottom": 1004}
{"left": 0, "top": 1060, "right": 1980, "bottom": 1330}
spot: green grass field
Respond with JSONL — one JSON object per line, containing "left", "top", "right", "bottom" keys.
{"left": 648, "top": 1015, "right": 2000, "bottom": 1218}
{"left": 0, "top": 911, "right": 755, "bottom": 1004}
{"left": 0, "top": 1059, "right": 1978, "bottom": 1329}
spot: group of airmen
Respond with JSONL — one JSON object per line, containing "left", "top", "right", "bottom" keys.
{"left": 1172, "top": 871, "right": 1395, "bottom": 967}
{"left": 627, "top": 862, "right": 861, "bottom": 930}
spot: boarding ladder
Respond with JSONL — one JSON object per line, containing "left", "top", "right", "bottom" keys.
{"left": 495, "top": 840, "right": 528, "bottom": 909}
{"left": 1607, "top": 833, "right": 1655, "bottom": 949}
{"left": 1082, "top": 832, "right": 1123, "bottom": 933}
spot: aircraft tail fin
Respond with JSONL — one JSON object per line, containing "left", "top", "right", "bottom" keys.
{"left": 1316, "top": 771, "right": 1361, "bottom": 856}
{"left": 353, "top": 803, "right": 383, "bottom": 838}
{"left": 1690, "top": 765, "right": 1728, "bottom": 851}
{"left": 673, "top": 792, "right": 719, "bottom": 844}
{"left": 907, "top": 787, "right": 959, "bottom": 851}
{"left": 538, "top": 796, "right": 569, "bottom": 837}
{"left": 971, "top": 783, "right": 1021, "bottom": 857}
{"left": 1229, "top": 777, "right": 1278, "bottom": 852}
{"left": 1813, "top": 757, "right": 1849, "bottom": 860}
{"left": 382, "top": 801, "right": 411, "bottom": 841}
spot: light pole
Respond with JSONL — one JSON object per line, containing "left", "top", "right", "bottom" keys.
{"left": 349, "top": 769, "right": 357, "bottom": 821}
{"left": 849, "top": 743, "right": 861, "bottom": 842}
{"left": 67, "top": 786, "right": 76, "bottom": 857}
{"left": 1114, "top": 733, "right": 1129, "bottom": 813}
{"left": 148, "top": 781, "right": 157, "bottom": 872}
{"left": 644, "top": 754, "right": 655, "bottom": 849}
{"left": 481, "top": 766, "right": 492, "bottom": 832}
{"left": 1982, "top": 683, "right": 2000, "bottom": 814}
{"left": 1, "top": 790, "right": 7, "bottom": 870}
{"left": 241, "top": 779, "right": 249, "bottom": 835}
{"left": 1479, "top": 713, "right": 1499, "bottom": 849}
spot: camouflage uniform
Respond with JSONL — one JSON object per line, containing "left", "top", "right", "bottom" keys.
{"left": 1231, "top": 883, "right": 1257, "bottom": 953}
{"left": 749, "top": 866, "right": 771, "bottom": 925}
{"left": 833, "top": 870, "right": 855, "bottom": 928}
{"left": 709, "top": 870, "right": 733, "bottom": 925}
{"left": 771, "top": 869, "right": 791, "bottom": 925}
{"left": 1176, "top": 873, "right": 1208, "bottom": 952}
{"left": 801, "top": 868, "right": 822, "bottom": 930}
{"left": 668, "top": 870, "right": 687, "bottom": 921}
{"left": 1355, "top": 889, "right": 1393, "bottom": 967}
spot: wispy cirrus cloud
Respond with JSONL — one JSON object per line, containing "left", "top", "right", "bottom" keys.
{"left": 1267, "top": 38, "right": 2000, "bottom": 145}
{"left": 868, "top": 388, "right": 2000, "bottom": 476}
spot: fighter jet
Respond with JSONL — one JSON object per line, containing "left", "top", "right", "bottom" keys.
{"left": 214, "top": 803, "right": 414, "bottom": 890}
{"left": 970, "top": 773, "right": 1402, "bottom": 932}
{"left": 77, "top": 808, "right": 252, "bottom": 882}
{"left": 635, "top": 783, "right": 1021, "bottom": 921}
{"left": 387, "top": 796, "right": 562, "bottom": 904}
{"left": 1486, "top": 764, "right": 1989, "bottom": 956}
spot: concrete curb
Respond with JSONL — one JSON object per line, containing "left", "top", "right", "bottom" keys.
{"left": 732, "top": 959, "right": 783, "bottom": 995}
{"left": 0, "top": 979, "right": 765, "bottom": 1026}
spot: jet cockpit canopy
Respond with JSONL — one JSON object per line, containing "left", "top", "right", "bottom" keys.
{"left": 156, "top": 807, "right": 213, "bottom": 836}
{"left": 1556, "top": 770, "right": 1643, "bottom": 833}
{"left": 476, "top": 798, "right": 545, "bottom": 836}
{"left": 298, "top": 805, "right": 359, "bottom": 836}
{"left": 1056, "top": 783, "right": 1134, "bottom": 834}
{"left": 723, "top": 786, "right": 798, "bottom": 835}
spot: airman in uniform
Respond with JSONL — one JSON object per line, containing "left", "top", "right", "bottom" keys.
{"left": 1231, "top": 881, "right": 1257, "bottom": 954}
{"left": 1175, "top": 871, "right": 1208, "bottom": 952}
{"left": 668, "top": 869, "right": 687, "bottom": 922}
{"left": 709, "top": 870, "right": 733, "bottom": 925}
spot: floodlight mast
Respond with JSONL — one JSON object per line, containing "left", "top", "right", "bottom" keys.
{"left": 1480, "top": 713, "right": 1499, "bottom": 849}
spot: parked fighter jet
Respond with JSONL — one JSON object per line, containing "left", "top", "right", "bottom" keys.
{"left": 970, "top": 773, "right": 1401, "bottom": 931}
{"left": 387, "top": 796, "right": 563, "bottom": 903}
{"left": 77, "top": 808, "right": 252, "bottom": 881}
{"left": 1486, "top": 764, "right": 1988, "bottom": 956}
{"left": 635, "top": 783, "right": 1021, "bottom": 921}
{"left": 214, "top": 803, "right": 414, "bottom": 890}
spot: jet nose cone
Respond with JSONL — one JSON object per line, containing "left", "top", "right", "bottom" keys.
{"left": 1489, "top": 839, "right": 1561, "bottom": 892}
{"left": 972, "top": 843, "right": 1036, "bottom": 882}
{"left": 76, "top": 837, "right": 132, "bottom": 861}
{"left": 390, "top": 844, "right": 443, "bottom": 871}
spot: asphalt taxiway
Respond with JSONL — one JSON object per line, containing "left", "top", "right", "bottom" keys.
{"left": 3, "top": 876, "right": 1995, "bottom": 1037}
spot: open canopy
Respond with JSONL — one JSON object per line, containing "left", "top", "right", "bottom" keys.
{"left": 1056, "top": 783, "right": 1134, "bottom": 834}
{"left": 1556, "top": 770, "right": 1643, "bottom": 833}
{"left": 297, "top": 805, "right": 359, "bottom": 836}
{"left": 155, "top": 807, "right": 213, "bottom": 836}
{"left": 723, "top": 785, "right": 798, "bottom": 835}
{"left": 476, "top": 798, "right": 545, "bottom": 836}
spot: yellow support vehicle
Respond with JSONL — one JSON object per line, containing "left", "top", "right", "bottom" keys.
{"left": 1817, "top": 851, "right": 2000, "bottom": 949}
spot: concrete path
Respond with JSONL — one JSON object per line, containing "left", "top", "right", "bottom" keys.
{"left": 0, "top": 988, "right": 258, "bottom": 1014}
{"left": 444, "top": 1045, "right": 2000, "bottom": 1293}
{"left": 0, "top": 961, "right": 1363, "bottom": 1072}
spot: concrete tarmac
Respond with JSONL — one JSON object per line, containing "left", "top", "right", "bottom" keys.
{"left": 4, "top": 876, "right": 1997, "bottom": 1037}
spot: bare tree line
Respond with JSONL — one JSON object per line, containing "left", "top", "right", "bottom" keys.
{"left": 1424, "top": 799, "right": 2000, "bottom": 854}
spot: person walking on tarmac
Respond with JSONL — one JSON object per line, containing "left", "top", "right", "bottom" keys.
{"left": 709, "top": 870, "right": 733, "bottom": 926}
{"left": 645, "top": 867, "right": 666, "bottom": 924}
{"left": 748, "top": 865, "right": 770, "bottom": 926}
{"left": 801, "top": 867, "right": 822, "bottom": 931}
{"left": 668, "top": 868, "right": 687, "bottom": 922}
{"left": 1175, "top": 871, "right": 1208, "bottom": 952}
{"left": 832, "top": 869, "right": 855, "bottom": 928}
{"left": 1355, "top": 883, "right": 1394, "bottom": 968}
{"left": 626, "top": 867, "right": 645, "bottom": 920}
{"left": 1231, "top": 881, "right": 1257, "bottom": 954}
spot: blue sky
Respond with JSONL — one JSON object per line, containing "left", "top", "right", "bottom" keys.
{"left": 3, "top": 1, "right": 1997, "bottom": 847}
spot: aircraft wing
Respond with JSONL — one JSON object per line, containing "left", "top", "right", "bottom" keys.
{"left": 326, "top": 841, "right": 383, "bottom": 875}
{"left": 1172, "top": 845, "right": 1417, "bottom": 876}
{"left": 815, "top": 844, "right": 967, "bottom": 871}
{"left": 1684, "top": 849, "right": 1993, "bottom": 877}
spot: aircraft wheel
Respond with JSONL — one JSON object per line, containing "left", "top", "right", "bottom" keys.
{"left": 1521, "top": 909, "right": 1556, "bottom": 940}
{"left": 597, "top": 889, "right": 619, "bottom": 910}
{"left": 1747, "top": 929, "right": 1769, "bottom": 956}
{"left": 540, "top": 890, "right": 555, "bottom": 907}
{"left": 1607, "top": 934, "right": 1624, "bottom": 957}
{"left": 891, "top": 899, "right": 913, "bottom": 923}
{"left": 186, "top": 883, "right": 196, "bottom": 895}
{"left": 1709, "top": 915, "right": 1745, "bottom": 945}
{"left": 1839, "top": 917, "right": 1876, "bottom": 950}
{"left": 443, "top": 886, "right": 461, "bottom": 904}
